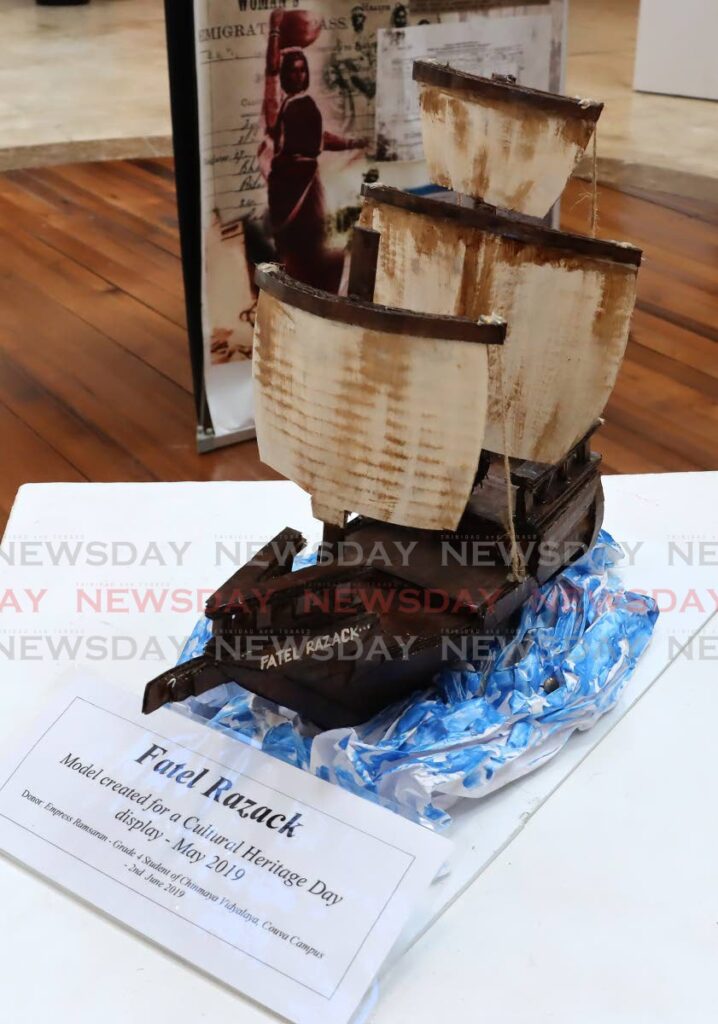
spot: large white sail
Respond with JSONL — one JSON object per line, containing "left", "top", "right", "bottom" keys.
{"left": 361, "top": 187, "right": 641, "bottom": 465}
{"left": 414, "top": 61, "right": 602, "bottom": 219}
{"left": 252, "top": 266, "right": 504, "bottom": 530}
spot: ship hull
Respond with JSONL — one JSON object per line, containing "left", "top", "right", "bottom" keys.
{"left": 143, "top": 455, "right": 603, "bottom": 730}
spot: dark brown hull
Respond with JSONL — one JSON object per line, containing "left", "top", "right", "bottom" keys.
{"left": 143, "top": 448, "right": 604, "bottom": 729}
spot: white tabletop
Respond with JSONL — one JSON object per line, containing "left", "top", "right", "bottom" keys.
{"left": 0, "top": 474, "right": 716, "bottom": 1021}
{"left": 377, "top": 617, "right": 718, "bottom": 1023}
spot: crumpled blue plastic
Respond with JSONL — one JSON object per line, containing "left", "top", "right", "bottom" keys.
{"left": 176, "top": 530, "right": 658, "bottom": 828}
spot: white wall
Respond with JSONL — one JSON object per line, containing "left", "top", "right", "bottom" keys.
{"left": 634, "top": 0, "right": 718, "bottom": 101}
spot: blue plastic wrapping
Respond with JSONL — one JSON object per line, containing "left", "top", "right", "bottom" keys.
{"left": 176, "top": 530, "right": 658, "bottom": 828}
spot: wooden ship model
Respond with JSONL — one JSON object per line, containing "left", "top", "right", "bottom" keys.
{"left": 143, "top": 62, "right": 642, "bottom": 729}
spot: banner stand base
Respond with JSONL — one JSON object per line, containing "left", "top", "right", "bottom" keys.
{"left": 196, "top": 425, "right": 257, "bottom": 454}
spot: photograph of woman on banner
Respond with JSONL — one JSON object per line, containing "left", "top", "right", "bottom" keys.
{"left": 261, "top": 9, "right": 367, "bottom": 292}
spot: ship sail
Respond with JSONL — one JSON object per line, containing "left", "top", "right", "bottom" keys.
{"left": 252, "top": 264, "right": 505, "bottom": 531}
{"left": 414, "top": 60, "right": 603, "bottom": 218}
{"left": 360, "top": 185, "right": 641, "bottom": 464}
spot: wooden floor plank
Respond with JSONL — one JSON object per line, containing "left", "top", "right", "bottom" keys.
{"left": 608, "top": 182, "right": 718, "bottom": 227}
{"left": 563, "top": 179, "right": 718, "bottom": 264}
{"left": 0, "top": 182, "right": 186, "bottom": 324}
{"left": 51, "top": 162, "right": 181, "bottom": 245}
{"left": 57, "top": 160, "right": 182, "bottom": 237}
{"left": 593, "top": 430, "right": 668, "bottom": 475}
{"left": 635, "top": 271, "right": 718, "bottom": 336}
{"left": 0, "top": 399, "right": 87, "bottom": 500}
{"left": 4, "top": 166, "right": 180, "bottom": 259}
{"left": 0, "top": 159, "right": 714, "bottom": 533}
{"left": 129, "top": 158, "right": 178, "bottom": 186}
{"left": 631, "top": 308, "right": 718, "bottom": 381}
{"left": 0, "top": 225, "right": 192, "bottom": 393}
{"left": 599, "top": 415, "right": 704, "bottom": 474}
{"left": 605, "top": 390, "right": 717, "bottom": 469}
{"left": 0, "top": 350, "right": 155, "bottom": 483}
{"left": 626, "top": 337, "right": 718, "bottom": 401}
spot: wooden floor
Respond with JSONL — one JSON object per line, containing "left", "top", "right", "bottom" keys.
{"left": 0, "top": 157, "right": 715, "bottom": 528}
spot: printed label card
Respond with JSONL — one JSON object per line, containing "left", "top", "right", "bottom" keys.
{"left": 0, "top": 676, "right": 450, "bottom": 1024}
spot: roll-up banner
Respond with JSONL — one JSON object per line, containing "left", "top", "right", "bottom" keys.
{"left": 165, "top": 0, "right": 566, "bottom": 451}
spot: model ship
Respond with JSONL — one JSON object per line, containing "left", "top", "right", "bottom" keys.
{"left": 143, "top": 62, "right": 642, "bottom": 729}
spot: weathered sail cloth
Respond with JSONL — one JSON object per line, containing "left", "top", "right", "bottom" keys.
{"left": 361, "top": 194, "right": 640, "bottom": 464}
{"left": 253, "top": 290, "right": 491, "bottom": 530}
{"left": 414, "top": 62, "right": 602, "bottom": 218}
{"left": 174, "top": 532, "right": 658, "bottom": 828}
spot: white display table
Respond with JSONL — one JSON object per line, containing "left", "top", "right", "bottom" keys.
{"left": 1, "top": 474, "right": 716, "bottom": 1022}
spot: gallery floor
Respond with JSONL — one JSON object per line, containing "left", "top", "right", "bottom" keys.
{"left": 0, "top": 157, "right": 715, "bottom": 529}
